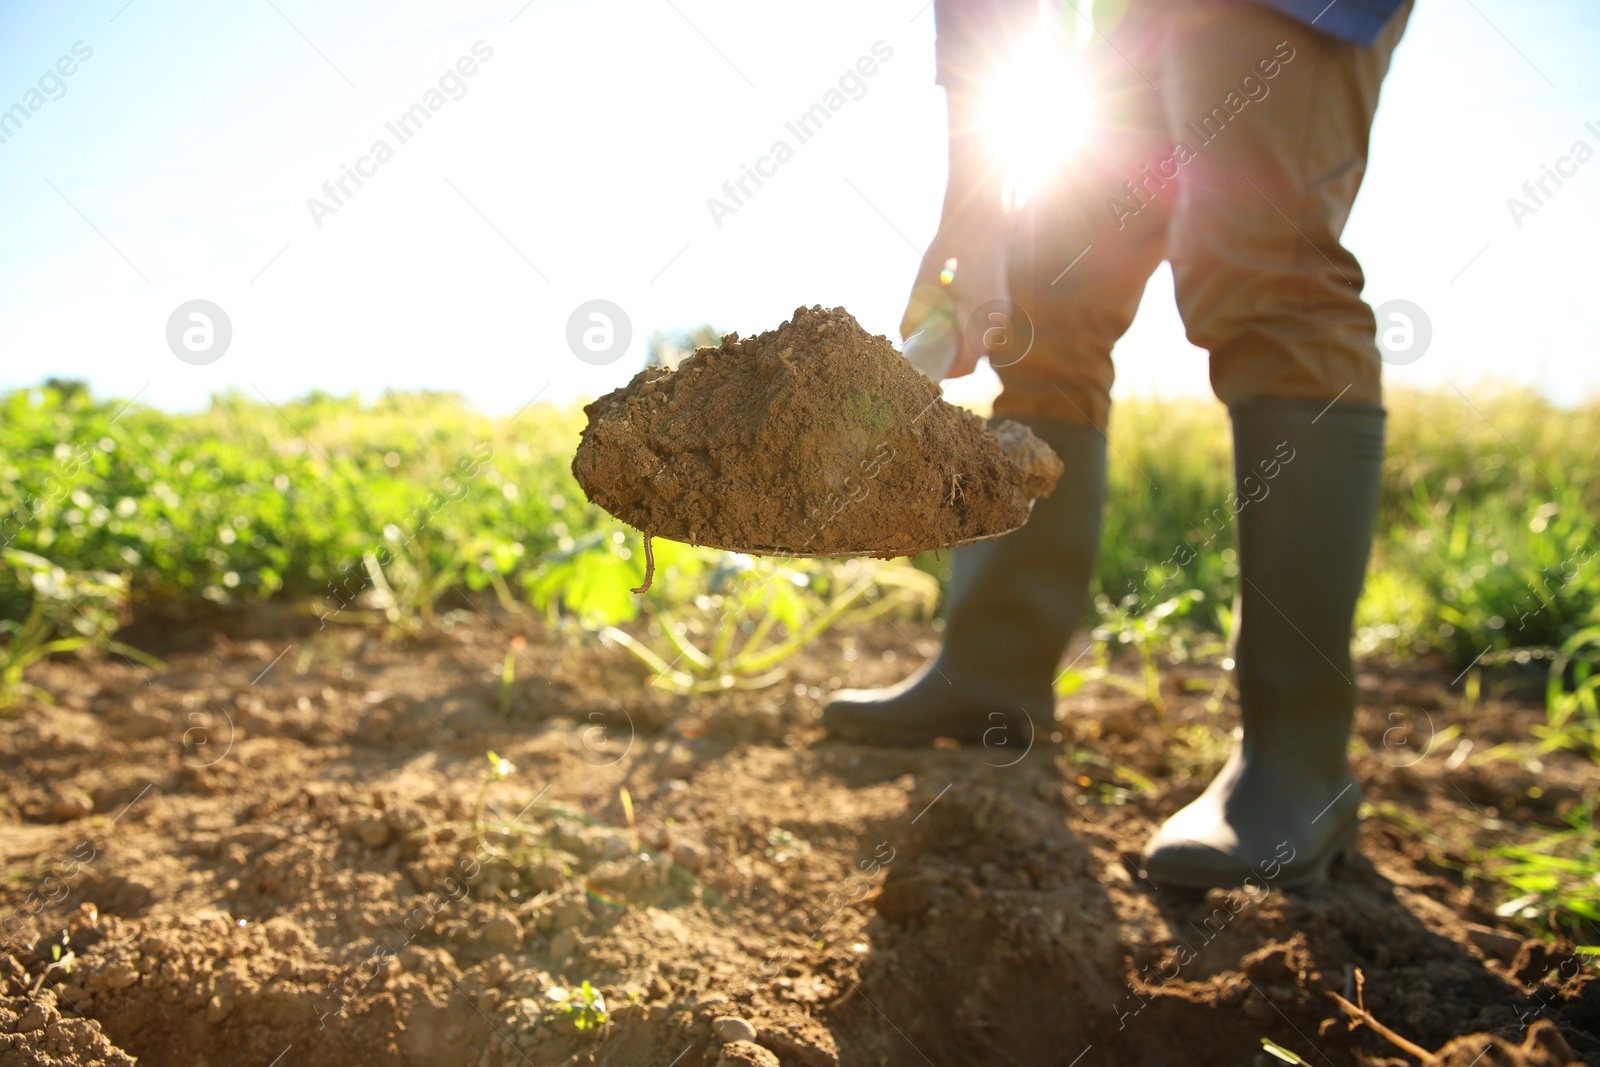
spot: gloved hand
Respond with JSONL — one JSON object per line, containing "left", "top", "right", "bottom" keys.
{"left": 899, "top": 92, "right": 1010, "bottom": 381}
{"left": 900, "top": 210, "right": 1009, "bottom": 380}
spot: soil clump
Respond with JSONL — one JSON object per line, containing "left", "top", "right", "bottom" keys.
{"left": 573, "top": 306, "right": 1062, "bottom": 557}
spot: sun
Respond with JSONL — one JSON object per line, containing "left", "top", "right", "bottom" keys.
{"left": 980, "top": 28, "right": 1094, "bottom": 211}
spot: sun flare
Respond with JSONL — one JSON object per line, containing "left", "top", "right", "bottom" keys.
{"left": 980, "top": 29, "right": 1094, "bottom": 211}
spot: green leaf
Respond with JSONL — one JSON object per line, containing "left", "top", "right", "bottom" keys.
{"left": 1260, "top": 1038, "right": 1311, "bottom": 1065}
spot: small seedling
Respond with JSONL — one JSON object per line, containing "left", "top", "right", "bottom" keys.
{"left": 1, "top": 550, "right": 162, "bottom": 711}
{"left": 33, "top": 933, "right": 75, "bottom": 994}
{"left": 1260, "top": 1038, "right": 1311, "bottom": 1065}
{"left": 473, "top": 750, "right": 516, "bottom": 836}
{"left": 619, "top": 787, "right": 637, "bottom": 852}
{"left": 499, "top": 636, "right": 525, "bottom": 716}
{"left": 546, "top": 980, "right": 608, "bottom": 1031}
{"left": 765, "top": 827, "right": 809, "bottom": 863}
{"left": 1063, "top": 590, "right": 1204, "bottom": 717}
{"left": 529, "top": 540, "right": 938, "bottom": 694}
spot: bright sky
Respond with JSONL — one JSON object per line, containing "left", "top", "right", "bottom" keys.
{"left": 2, "top": 0, "right": 1597, "bottom": 415}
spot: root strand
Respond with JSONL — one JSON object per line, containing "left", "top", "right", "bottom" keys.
{"left": 631, "top": 533, "right": 656, "bottom": 594}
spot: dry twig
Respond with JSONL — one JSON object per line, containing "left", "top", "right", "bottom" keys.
{"left": 1328, "top": 968, "right": 1436, "bottom": 1063}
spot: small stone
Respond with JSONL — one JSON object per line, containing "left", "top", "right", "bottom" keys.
{"left": 716, "top": 1040, "right": 780, "bottom": 1067}
{"left": 527, "top": 856, "right": 568, "bottom": 892}
{"left": 1464, "top": 923, "right": 1523, "bottom": 963}
{"left": 1099, "top": 710, "right": 1140, "bottom": 742}
{"left": 349, "top": 816, "right": 390, "bottom": 849}
{"left": 670, "top": 838, "right": 709, "bottom": 873}
{"left": 588, "top": 854, "right": 666, "bottom": 891}
{"left": 712, "top": 1016, "right": 758, "bottom": 1043}
{"left": 88, "top": 960, "right": 140, "bottom": 992}
{"left": 875, "top": 872, "right": 933, "bottom": 923}
{"left": 546, "top": 896, "right": 590, "bottom": 932}
{"left": 548, "top": 928, "right": 578, "bottom": 962}
{"left": 49, "top": 788, "right": 94, "bottom": 822}
{"left": 16, "top": 999, "right": 55, "bottom": 1033}
{"left": 586, "top": 828, "right": 633, "bottom": 860}
{"left": 58, "top": 983, "right": 93, "bottom": 1009}
{"left": 481, "top": 914, "right": 522, "bottom": 952}
{"left": 1242, "top": 944, "right": 1293, "bottom": 983}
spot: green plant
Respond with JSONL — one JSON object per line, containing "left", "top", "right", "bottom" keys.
{"left": 545, "top": 980, "right": 608, "bottom": 1031}
{"left": 1055, "top": 589, "right": 1207, "bottom": 716}
{"left": 473, "top": 751, "right": 515, "bottom": 838}
{"left": 530, "top": 536, "right": 939, "bottom": 693}
{"left": 1371, "top": 476, "right": 1598, "bottom": 668}
{"left": 765, "top": 827, "right": 809, "bottom": 863}
{"left": 1063, "top": 748, "right": 1159, "bottom": 805}
{"left": 1166, "top": 721, "right": 1232, "bottom": 783}
{"left": 1098, "top": 398, "right": 1236, "bottom": 611}
{"left": 524, "top": 528, "right": 659, "bottom": 627}
{"left": 8, "top": 380, "right": 1600, "bottom": 699}
{"left": 0, "top": 550, "right": 161, "bottom": 710}
{"left": 499, "top": 636, "right": 525, "bottom": 716}
{"left": 362, "top": 531, "right": 467, "bottom": 635}
{"left": 1260, "top": 1038, "right": 1312, "bottom": 1065}
{"left": 1485, "top": 799, "right": 1600, "bottom": 936}
{"left": 620, "top": 555, "right": 938, "bottom": 693}
{"left": 1539, "top": 627, "right": 1600, "bottom": 758}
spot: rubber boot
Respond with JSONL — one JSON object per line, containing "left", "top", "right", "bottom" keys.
{"left": 1142, "top": 400, "right": 1385, "bottom": 889}
{"left": 822, "top": 417, "right": 1107, "bottom": 745}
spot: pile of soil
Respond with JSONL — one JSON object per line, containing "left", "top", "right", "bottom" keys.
{"left": 572, "top": 306, "right": 1062, "bottom": 557}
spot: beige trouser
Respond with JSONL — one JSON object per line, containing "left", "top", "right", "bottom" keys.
{"left": 995, "top": 0, "right": 1411, "bottom": 430}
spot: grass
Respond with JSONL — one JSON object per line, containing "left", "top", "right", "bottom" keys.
{"left": 5, "top": 382, "right": 1595, "bottom": 661}
{"left": 0, "top": 549, "right": 162, "bottom": 710}
{"left": 1484, "top": 801, "right": 1600, "bottom": 939}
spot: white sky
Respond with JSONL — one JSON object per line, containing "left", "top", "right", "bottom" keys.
{"left": 1, "top": 0, "right": 1597, "bottom": 415}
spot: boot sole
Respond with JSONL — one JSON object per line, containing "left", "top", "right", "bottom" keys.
{"left": 1285, "top": 816, "right": 1364, "bottom": 890}
{"left": 821, "top": 693, "right": 1046, "bottom": 749}
{"left": 1144, "top": 817, "right": 1362, "bottom": 892}
{"left": 820, "top": 714, "right": 988, "bottom": 747}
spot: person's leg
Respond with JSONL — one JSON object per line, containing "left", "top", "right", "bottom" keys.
{"left": 824, "top": 8, "right": 1172, "bottom": 745}
{"left": 1167, "top": 0, "right": 1408, "bottom": 408}
{"left": 1143, "top": 1, "right": 1411, "bottom": 886}
{"left": 994, "top": 9, "right": 1174, "bottom": 432}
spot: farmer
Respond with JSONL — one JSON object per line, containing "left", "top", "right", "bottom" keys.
{"left": 825, "top": 0, "right": 1411, "bottom": 890}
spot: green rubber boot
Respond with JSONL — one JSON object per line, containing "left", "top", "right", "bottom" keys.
{"left": 1142, "top": 400, "right": 1385, "bottom": 889}
{"left": 822, "top": 417, "right": 1107, "bottom": 746}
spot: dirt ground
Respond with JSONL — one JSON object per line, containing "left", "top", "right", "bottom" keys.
{"left": 1, "top": 601, "right": 1596, "bottom": 1067}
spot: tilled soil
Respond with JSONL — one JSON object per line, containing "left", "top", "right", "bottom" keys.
{"left": 0, "top": 602, "right": 1596, "bottom": 1067}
